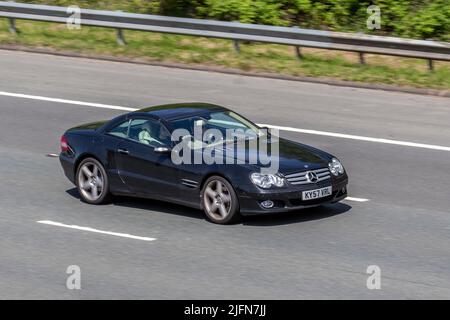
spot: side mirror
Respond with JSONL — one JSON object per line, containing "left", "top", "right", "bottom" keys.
{"left": 154, "top": 147, "right": 171, "bottom": 154}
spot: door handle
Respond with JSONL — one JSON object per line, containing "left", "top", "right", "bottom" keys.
{"left": 117, "top": 148, "right": 129, "bottom": 155}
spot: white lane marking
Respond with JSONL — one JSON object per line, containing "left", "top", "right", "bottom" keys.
{"left": 260, "top": 124, "right": 450, "bottom": 152}
{"left": 345, "top": 197, "right": 370, "bottom": 202}
{"left": 0, "top": 91, "right": 135, "bottom": 112}
{"left": 2, "top": 90, "right": 449, "bottom": 152}
{"left": 37, "top": 220, "right": 157, "bottom": 242}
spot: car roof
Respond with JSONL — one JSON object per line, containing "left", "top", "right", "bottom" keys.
{"left": 135, "top": 103, "right": 228, "bottom": 121}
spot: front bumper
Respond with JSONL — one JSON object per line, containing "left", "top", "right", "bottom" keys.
{"left": 237, "top": 177, "right": 348, "bottom": 215}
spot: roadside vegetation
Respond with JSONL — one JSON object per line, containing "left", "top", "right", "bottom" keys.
{"left": 24, "top": 0, "right": 450, "bottom": 41}
{"left": 0, "top": 20, "right": 449, "bottom": 89}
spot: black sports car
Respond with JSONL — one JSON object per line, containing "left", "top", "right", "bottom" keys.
{"left": 60, "top": 103, "right": 348, "bottom": 224}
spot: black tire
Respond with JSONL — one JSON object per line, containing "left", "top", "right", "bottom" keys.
{"left": 76, "top": 157, "right": 112, "bottom": 204}
{"left": 201, "top": 176, "right": 240, "bottom": 224}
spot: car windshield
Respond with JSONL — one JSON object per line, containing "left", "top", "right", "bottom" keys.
{"left": 170, "top": 111, "right": 263, "bottom": 148}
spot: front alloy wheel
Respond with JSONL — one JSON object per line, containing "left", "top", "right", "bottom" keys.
{"left": 202, "top": 176, "right": 240, "bottom": 224}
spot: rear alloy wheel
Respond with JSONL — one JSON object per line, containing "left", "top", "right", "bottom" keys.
{"left": 202, "top": 176, "right": 240, "bottom": 224}
{"left": 76, "top": 158, "right": 111, "bottom": 204}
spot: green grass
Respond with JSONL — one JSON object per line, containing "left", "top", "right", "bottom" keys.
{"left": 1, "top": 20, "right": 449, "bottom": 89}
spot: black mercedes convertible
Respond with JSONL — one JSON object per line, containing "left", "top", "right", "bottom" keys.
{"left": 59, "top": 103, "right": 348, "bottom": 224}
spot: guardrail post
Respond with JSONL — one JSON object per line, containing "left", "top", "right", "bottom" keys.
{"left": 427, "top": 59, "right": 434, "bottom": 71}
{"left": 115, "top": 10, "right": 126, "bottom": 45}
{"left": 116, "top": 28, "right": 126, "bottom": 45}
{"left": 231, "top": 20, "right": 241, "bottom": 54}
{"left": 7, "top": 1, "right": 17, "bottom": 34}
{"left": 292, "top": 27, "right": 302, "bottom": 60}
{"left": 8, "top": 17, "right": 17, "bottom": 34}
{"left": 358, "top": 52, "right": 366, "bottom": 64}
{"left": 233, "top": 40, "right": 240, "bottom": 54}
{"left": 294, "top": 46, "right": 302, "bottom": 60}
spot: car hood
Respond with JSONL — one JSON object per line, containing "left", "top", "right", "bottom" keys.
{"left": 212, "top": 136, "right": 331, "bottom": 174}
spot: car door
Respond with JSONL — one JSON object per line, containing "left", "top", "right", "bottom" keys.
{"left": 102, "top": 118, "right": 133, "bottom": 195}
{"left": 115, "top": 117, "right": 179, "bottom": 200}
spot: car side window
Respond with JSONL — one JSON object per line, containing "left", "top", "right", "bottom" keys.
{"left": 128, "top": 119, "right": 171, "bottom": 148}
{"left": 107, "top": 120, "right": 130, "bottom": 138}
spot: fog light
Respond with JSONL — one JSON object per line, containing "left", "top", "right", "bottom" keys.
{"left": 261, "top": 200, "right": 274, "bottom": 209}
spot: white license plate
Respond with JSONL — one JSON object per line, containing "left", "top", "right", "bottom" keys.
{"left": 302, "top": 186, "right": 332, "bottom": 201}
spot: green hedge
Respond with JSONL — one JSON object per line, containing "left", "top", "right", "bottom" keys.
{"left": 23, "top": 0, "right": 450, "bottom": 40}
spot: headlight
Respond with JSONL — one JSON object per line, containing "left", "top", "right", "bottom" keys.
{"left": 328, "top": 158, "right": 345, "bottom": 176}
{"left": 250, "top": 173, "right": 285, "bottom": 189}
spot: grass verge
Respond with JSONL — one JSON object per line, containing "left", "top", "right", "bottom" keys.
{"left": 0, "top": 20, "right": 449, "bottom": 89}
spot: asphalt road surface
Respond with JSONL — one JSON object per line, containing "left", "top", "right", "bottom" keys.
{"left": 0, "top": 49, "right": 449, "bottom": 299}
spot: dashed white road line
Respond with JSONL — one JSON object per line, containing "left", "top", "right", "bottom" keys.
{"left": 37, "top": 220, "right": 157, "bottom": 242}
{"left": 2, "top": 90, "right": 449, "bottom": 152}
{"left": 345, "top": 197, "right": 370, "bottom": 202}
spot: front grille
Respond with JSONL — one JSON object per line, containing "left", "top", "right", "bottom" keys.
{"left": 285, "top": 168, "right": 331, "bottom": 185}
